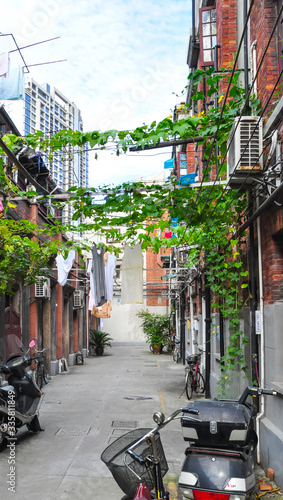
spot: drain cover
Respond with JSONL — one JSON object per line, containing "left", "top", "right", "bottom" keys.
{"left": 112, "top": 421, "right": 137, "bottom": 428}
{"left": 55, "top": 427, "right": 90, "bottom": 436}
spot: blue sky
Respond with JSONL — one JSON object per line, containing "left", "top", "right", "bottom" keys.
{"left": 2, "top": 0, "right": 192, "bottom": 187}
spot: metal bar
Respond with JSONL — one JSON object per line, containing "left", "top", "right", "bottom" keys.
{"left": 28, "top": 59, "right": 67, "bottom": 68}
{"left": 9, "top": 36, "right": 61, "bottom": 53}
{"left": 129, "top": 136, "right": 208, "bottom": 152}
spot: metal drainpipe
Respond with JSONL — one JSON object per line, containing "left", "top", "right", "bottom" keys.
{"left": 180, "top": 288, "right": 186, "bottom": 365}
{"left": 219, "top": 307, "right": 225, "bottom": 370}
{"left": 243, "top": 0, "right": 250, "bottom": 114}
{"left": 192, "top": 0, "right": 196, "bottom": 45}
{"left": 249, "top": 193, "right": 259, "bottom": 396}
{"left": 204, "top": 271, "right": 211, "bottom": 398}
{"left": 255, "top": 197, "right": 265, "bottom": 463}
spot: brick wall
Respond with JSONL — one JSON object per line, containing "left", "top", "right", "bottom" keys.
{"left": 250, "top": 0, "right": 280, "bottom": 116}
{"left": 216, "top": 0, "right": 237, "bottom": 70}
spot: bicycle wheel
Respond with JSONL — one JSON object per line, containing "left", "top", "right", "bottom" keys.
{"left": 36, "top": 364, "right": 44, "bottom": 389}
{"left": 195, "top": 371, "right": 205, "bottom": 394}
{"left": 43, "top": 361, "right": 50, "bottom": 384}
{"left": 185, "top": 370, "right": 193, "bottom": 400}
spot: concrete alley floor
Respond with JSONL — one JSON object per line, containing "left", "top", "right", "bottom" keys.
{"left": 1, "top": 343, "right": 281, "bottom": 500}
{"left": 0, "top": 343, "right": 189, "bottom": 500}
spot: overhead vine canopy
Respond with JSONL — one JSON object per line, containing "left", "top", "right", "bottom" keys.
{"left": 0, "top": 67, "right": 261, "bottom": 380}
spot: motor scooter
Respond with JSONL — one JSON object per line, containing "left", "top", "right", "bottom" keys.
{"left": 101, "top": 386, "right": 276, "bottom": 500}
{"left": 0, "top": 334, "right": 44, "bottom": 451}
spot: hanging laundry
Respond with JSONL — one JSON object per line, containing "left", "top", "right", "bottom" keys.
{"left": 87, "top": 259, "right": 97, "bottom": 310}
{"left": 91, "top": 245, "right": 107, "bottom": 307}
{"left": 0, "top": 53, "right": 9, "bottom": 78}
{"left": 121, "top": 244, "right": 143, "bottom": 304}
{"left": 105, "top": 253, "right": 117, "bottom": 301}
{"left": 56, "top": 249, "right": 76, "bottom": 286}
{"left": 0, "top": 67, "right": 24, "bottom": 100}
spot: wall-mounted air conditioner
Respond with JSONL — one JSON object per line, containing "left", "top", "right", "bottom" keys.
{"left": 227, "top": 116, "right": 263, "bottom": 185}
{"left": 73, "top": 290, "right": 84, "bottom": 308}
{"left": 35, "top": 276, "right": 51, "bottom": 299}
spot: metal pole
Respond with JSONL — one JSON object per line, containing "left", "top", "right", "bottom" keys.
{"left": 204, "top": 272, "right": 211, "bottom": 398}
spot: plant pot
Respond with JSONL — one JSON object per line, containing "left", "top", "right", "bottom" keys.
{"left": 95, "top": 346, "right": 104, "bottom": 356}
{"left": 151, "top": 344, "right": 162, "bottom": 355}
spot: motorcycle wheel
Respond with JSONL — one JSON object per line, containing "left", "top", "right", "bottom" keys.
{"left": 186, "top": 371, "right": 193, "bottom": 400}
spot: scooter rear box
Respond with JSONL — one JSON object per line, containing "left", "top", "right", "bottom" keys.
{"left": 181, "top": 399, "right": 253, "bottom": 447}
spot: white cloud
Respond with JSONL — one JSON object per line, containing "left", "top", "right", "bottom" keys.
{"left": 1, "top": 0, "right": 191, "bottom": 187}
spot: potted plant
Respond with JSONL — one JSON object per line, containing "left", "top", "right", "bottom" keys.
{"left": 136, "top": 309, "right": 172, "bottom": 354}
{"left": 89, "top": 329, "right": 113, "bottom": 356}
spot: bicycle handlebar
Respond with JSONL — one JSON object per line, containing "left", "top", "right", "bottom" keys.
{"left": 125, "top": 408, "right": 201, "bottom": 462}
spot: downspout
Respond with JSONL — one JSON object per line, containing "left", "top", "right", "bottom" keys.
{"left": 256, "top": 197, "right": 265, "bottom": 463}
{"left": 243, "top": 0, "right": 250, "bottom": 114}
{"left": 190, "top": 282, "right": 195, "bottom": 355}
{"left": 204, "top": 271, "right": 211, "bottom": 398}
{"left": 180, "top": 288, "right": 186, "bottom": 365}
{"left": 219, "top": 307, "right": 225, "bottom": 370}
{"left": 192, "top": 0, "right": 196, "bottom": 45}
{"left": 249, "top": 193, "right": 258, "bottom": 390}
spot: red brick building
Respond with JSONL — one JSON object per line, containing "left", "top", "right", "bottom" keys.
{"left": 170, "top": 0, "right": 283, "bottom": 486}
{"left": 0, "top": 107, "right": 87, "bottom": 375}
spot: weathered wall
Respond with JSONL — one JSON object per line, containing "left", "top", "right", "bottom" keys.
{"left": 101, "top": 300, "right": 169, "bottom": 343}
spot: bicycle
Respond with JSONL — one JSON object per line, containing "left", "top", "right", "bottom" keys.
{"left": 32, "top": 347, "right": 50, "bottom": 389}
{"left": 185, "top": 350, "right": 205, "bottom": 400}
{"left": 172, "top": 337, "right": 181, "bottom": 363}
{"left": 101, "top": 407, "right": 200, "bottom": 499}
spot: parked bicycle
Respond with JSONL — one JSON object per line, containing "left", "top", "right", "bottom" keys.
{"left": 185, "top": 350, "right": 205, "bottom": 399}
{"left": 101, "top": 407, "right": 200, "bottom": 500}
{"left": 172, "top": 337, "right": 181, "bottom": 363}
{"left": 32, "top": 347, "right": 50, "bottom": 389}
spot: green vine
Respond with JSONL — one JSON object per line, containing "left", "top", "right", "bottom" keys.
{"left": 0, "top": 67, "right": 259, "bottom": 390}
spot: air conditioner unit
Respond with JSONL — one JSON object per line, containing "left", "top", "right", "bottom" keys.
{"left": 35, "top": 276, "right": 51, "bottom": 299}
{"left": 227, "top": 116, "right": 263, "bottom": 185}
{"left": 73, "top": 290, "right": 84, "bottom": 308}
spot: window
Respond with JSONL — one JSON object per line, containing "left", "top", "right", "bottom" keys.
{"left": 200, "top": 6, "right": 217, "bottom": 67}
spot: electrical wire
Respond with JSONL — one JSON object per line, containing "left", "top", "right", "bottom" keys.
{"left": 179, "top": 4, "right": 283, "bottom": 246}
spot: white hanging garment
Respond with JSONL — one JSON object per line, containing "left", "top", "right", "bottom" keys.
{"left": 56, "top": 250, "right": 76, "bottom": 286}
{"left": 105, "top": 253, "right": 117, "bottom": 301}
{"left": 87, "top": 259, "right": 97, "bottom": 308}
{"left": 121, "top": 244, "right": 143, "bottom": 304}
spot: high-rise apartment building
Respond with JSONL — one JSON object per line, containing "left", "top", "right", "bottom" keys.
{"left": 3, "top": 77, "right": 89, "bottom": 195}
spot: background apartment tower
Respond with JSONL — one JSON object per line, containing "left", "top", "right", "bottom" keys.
{"left": 3, "top": 77, "right": 89, "bottom": 222}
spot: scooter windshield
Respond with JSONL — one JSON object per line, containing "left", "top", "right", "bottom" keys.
{"left": 0, "top": 333, "right": 24, "bottom": 362}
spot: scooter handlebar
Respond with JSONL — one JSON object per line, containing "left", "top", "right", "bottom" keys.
{"left": 258, "top": 388, "right": 277, "bottom": 396}
{"left": 238, "top": 386, "right": 277, "bottom": 404}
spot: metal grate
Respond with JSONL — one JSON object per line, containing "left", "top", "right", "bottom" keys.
{"left": 239, "top": 120, "right": 261, "bottom": 168}
{"left": 112, "top": 421, "right": 137, "bottom": 428}
{"left": 55, "top": 427, "right": 91, "bottom": 436}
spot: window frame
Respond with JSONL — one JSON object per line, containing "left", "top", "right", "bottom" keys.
{"left": 199, "top": 6, "right": 217, "bottom": 67}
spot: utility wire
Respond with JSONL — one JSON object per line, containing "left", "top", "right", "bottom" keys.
{"left": 196, "top": 4, "right": 283, "bottom": 221}
{"left": 179, "top": 3, "right": 282, "bottom": 245}
{"left": 183, "top": 0, "right": 256, "bottom": 228}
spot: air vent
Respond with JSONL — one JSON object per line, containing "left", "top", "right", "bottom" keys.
{"left": 227, "top": 116, "right": 263, "bottom": 185}
{"left": 35, "top": 276, "right": 51, "bottom": 299}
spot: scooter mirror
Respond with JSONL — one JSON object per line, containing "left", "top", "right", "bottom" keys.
{"left": 153, "top": 411, "right": 165, "bottom": 425}
{"left": 29, "top": 339, "right": 38, "bottom": 348}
